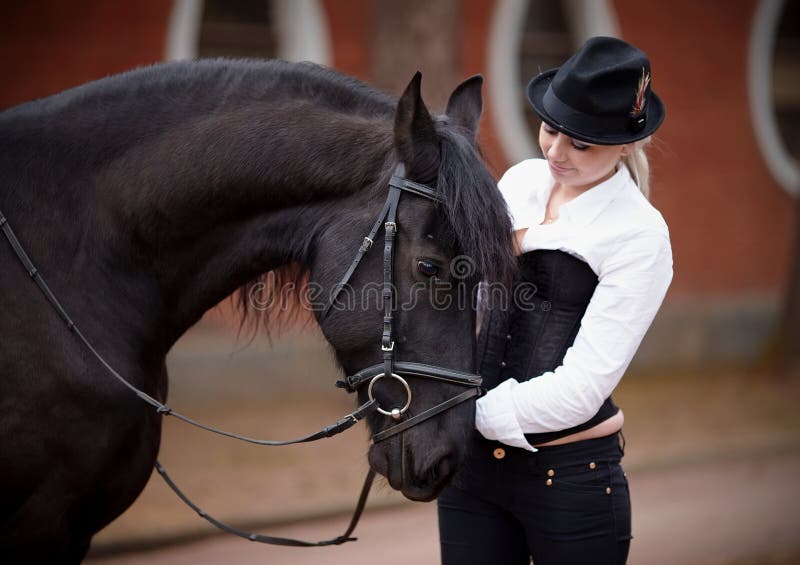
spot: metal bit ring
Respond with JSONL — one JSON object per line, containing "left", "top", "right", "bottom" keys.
{"left": 367, "top": 373, "right": 412, "bottom": 419}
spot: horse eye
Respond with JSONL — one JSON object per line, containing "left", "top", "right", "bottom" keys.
{"left": 417, "top": 259, "right": 439, "bottom": 277}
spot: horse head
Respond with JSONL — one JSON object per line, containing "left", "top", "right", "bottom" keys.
{"left": 312, "top": 73, "right": 515, "bottom": 501}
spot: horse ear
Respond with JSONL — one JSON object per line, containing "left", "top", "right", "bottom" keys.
{"left": 394, "top": 72, "right": 438, "bottom": 176}
{"left": 445, "top": 75, "right": 483, "bottom": 141}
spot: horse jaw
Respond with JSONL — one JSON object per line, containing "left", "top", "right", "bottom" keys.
{"left": 366, "top": 425, "right": 465, "bottom": 502}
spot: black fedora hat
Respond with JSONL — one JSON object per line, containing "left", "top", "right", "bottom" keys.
{"left": 527, "top": 36, "right": 665, "bottom": 145}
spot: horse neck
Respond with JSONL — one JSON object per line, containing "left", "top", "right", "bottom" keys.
{"left": 99, "top": 104, "right": 394, "bottom": 350}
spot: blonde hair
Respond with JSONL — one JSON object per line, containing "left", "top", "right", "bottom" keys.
{"left": 622, "top": 136, "right": 652, "bottom": 199}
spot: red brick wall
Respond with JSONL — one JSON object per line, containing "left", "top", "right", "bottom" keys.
{"left": 613, "top": 0, "right": 794, "bottom": 297}
{"left": 461, "top": 0, "right": 508, "bottom": 178}
{"left": 320, "top": 0, "right": 371, "bottom": 80}
{"left": 0, "top": 1, "right": 172, "bottom": 110}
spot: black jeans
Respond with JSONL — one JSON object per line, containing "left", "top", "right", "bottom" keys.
{"left": 438, "top": 433, "right": 631, "bottom": 565}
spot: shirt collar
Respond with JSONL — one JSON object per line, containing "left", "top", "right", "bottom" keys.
{"left": 557, "top": 164, "right": 632, "bottom": 227}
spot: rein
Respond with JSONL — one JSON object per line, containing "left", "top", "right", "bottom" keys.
{"left": 0, "top": 164, "right": 482, "bottom": 547}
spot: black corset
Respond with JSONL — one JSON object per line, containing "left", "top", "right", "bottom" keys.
{"left": 477, "top": 249, "right": 618, "bottom": 445}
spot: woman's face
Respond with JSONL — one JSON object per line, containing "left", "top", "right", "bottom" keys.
{"left": 538, "top": 122, "right": 628, "bottom": 192}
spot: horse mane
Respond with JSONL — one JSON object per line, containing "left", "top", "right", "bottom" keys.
{"left": 435, "top": 126, "right": 516, "bottom": 286}
{"left": 5, "top": 58, "right": 396, "bottom": 120}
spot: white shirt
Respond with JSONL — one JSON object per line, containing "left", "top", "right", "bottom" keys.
{"left": 475, "top": 159, "right": 673, "bottom": 451}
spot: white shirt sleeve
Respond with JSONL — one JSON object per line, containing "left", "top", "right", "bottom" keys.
{"left": 475, "top": 230, "right": 673, "bottom": 448}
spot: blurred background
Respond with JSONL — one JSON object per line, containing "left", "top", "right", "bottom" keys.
{"left": 2, "top": 1, "right": 798, "bottom": 564}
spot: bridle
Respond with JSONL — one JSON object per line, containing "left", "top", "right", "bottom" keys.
{"left": 0, "top": 162, "right": 482, "bottom": 547}
{"left": 322, "top": 163, "right": 483, "bottom": 443}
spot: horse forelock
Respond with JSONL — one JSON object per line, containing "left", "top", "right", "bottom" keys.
{"left": 434, "top": 127, "right": 517, "bottom": 288}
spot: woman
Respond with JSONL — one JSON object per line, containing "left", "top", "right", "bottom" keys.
{"left": 438, "top": 36, "right": 672, "bottom": 564}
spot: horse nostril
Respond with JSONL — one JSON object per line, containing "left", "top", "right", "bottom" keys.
{"left": 434, "top": 453, "right": 457, "bottom": 483}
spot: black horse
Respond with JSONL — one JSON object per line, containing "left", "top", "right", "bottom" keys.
{"left": 0, "top": 59, "right": 515, "bottom": 562}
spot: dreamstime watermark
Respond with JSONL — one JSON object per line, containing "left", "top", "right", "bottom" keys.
{"left": 247, "top": 255, "right": 551, "bottom": 314}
